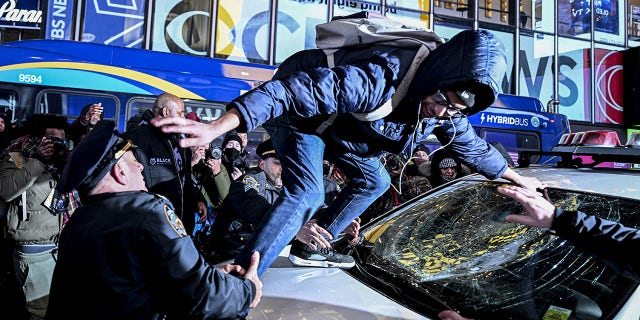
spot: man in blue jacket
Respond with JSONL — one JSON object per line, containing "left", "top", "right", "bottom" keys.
{"left": 153, "top": 29, "right": 543, "bottom": 275}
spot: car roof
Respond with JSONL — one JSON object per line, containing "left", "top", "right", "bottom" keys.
{"left": 461, "top": 165, "right": 640, "bottom": 200}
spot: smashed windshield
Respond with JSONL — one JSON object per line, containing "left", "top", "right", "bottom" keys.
{"left": 354, "top": 181, "right": 640, "bottom": 319}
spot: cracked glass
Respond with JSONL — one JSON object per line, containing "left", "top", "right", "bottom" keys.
{"left": 353, "top": 181, "right": 640, "bottom": 319}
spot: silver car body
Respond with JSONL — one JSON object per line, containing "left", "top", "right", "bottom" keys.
{"left": 249, "top": 164, "right": 640, "bottom": 319}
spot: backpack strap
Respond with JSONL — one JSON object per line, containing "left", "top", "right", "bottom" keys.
{"left": 316, "top": 44, "right": 430, "bottom": 133}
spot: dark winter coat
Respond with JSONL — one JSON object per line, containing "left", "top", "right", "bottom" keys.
{"left": 228, "top": 30, "right": 509, "bottom": 179}
{"left": 46, "top": 191, "right": 255, "bottom": 319}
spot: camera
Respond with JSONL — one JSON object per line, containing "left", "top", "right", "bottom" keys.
{"left": 49, "top": 136, "right": 73, "bottom": 152}
{"left": 386, "top": 156, "right": 401, "bottom": 171}
{"left": 206, "top": 146, "right": 222, "bottom": 160}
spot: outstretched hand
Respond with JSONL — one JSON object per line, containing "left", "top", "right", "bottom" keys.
{"left": 295, "top": 219, "right": 333, "bottom": 250}
{"left": 151, "top": 117, "right": 217, "bottom": 148}
{"left": 244, "top": 252, "right": 262, "bottom": 308}
{"left": 217, "top": 252, "right": 262, "bottom": 308}
{"left": 152, "top": 107, "right": 242, "bottom": 149}
{"left": 497, "top": 185, "right": 556, "bottom": 228}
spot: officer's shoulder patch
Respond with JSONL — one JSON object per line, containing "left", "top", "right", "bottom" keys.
{"left": 163, "top": 205, "right": 187, "bottom": 237}
{"left": 243, "top": 175, "right": 260, "bottom": 192}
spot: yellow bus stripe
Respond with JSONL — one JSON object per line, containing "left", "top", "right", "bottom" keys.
{"left": 0, "top": 62, "right": 204, "bottom": 100}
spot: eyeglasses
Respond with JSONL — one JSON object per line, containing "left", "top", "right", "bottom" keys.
{"left": 432, "top": 91, "right": 467, "bottom": 116}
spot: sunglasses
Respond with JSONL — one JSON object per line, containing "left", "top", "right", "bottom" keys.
{"left": 432, "top": 91, "right": 468, "bottom": 116}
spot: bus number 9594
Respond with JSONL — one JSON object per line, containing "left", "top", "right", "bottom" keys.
{"left": 18, "top": 74, "right": 43, "bottom": 84}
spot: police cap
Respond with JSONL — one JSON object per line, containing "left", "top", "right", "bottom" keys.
{"left": 57, "top": 120, "right": 136, "bottom": 194}
{"left": 256, "top": 139, "right": 276, "bottom": 160}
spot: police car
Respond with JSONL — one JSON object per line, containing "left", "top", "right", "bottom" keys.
{"left": 249, "top": 130, "right": 640, "bottom": 320}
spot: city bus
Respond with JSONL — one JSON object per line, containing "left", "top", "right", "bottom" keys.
{"left": 0, "top": 39, "right": 276, "bottom": 155}
{"left": 0, "top": 39, "right": 569, "bottom": 165}
{"left": 467, "top": 94, "right": 571, "bottom": 165}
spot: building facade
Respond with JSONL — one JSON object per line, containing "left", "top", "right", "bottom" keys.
{"left": 2, "top": 0, "right": 639, "bottom": 135}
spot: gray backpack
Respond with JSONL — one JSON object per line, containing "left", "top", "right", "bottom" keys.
{"left": 314, "top": 11, "right": 444, "bottom": 132}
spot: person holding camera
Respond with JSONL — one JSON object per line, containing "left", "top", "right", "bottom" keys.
{"left": 221, "top": 132, "right": 247, "bottom": 181}
{"left": 195, "top": 133, "right": 247, "bottom": 210}
{"left": 0, "top": 114, "right": 71, "bottom": 319}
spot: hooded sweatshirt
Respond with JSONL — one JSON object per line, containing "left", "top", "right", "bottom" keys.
{"left": 228, "top": 29, "right": 509, "bottom": 179}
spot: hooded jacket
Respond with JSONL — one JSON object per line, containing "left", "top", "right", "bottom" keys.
{"left": 228, "top": 30, "right": 509, "bottom": 179}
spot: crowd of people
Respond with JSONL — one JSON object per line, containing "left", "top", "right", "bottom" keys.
{"left": 0, "top": 26, "right": 638, "bottom": 320}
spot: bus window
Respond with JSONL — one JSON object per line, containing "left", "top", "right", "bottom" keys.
{"left": 35, "top": 90, "right": 119, "bottom": 124}
{"left": 0, "top": 88, "right": 18, "bottom": 122}
{"left": 126, "top": 97, "right": 156, "bottom": 130}
{"left": 480, "top": 129, "right": 540, "bottom": 163}
{"left": 183, "top": 100, "right": 225, "bottom": 123}
{"left": 126, "top": 97, "right": 228, "bottom": 130}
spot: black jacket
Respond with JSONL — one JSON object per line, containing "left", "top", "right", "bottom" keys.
{"left": 122, "top": 110, "right": 204, "bottom": 228}
{"left": 552, "top": 208, "right": 640, "bottom": 281}
{"left": 46, "top": 191, "right": 255, "bottom": 320}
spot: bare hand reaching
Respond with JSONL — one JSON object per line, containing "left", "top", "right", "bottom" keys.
{"left": 151, "top": 108, "right": 242, "bottom": 148}
{"left": 295, "top": 219, "right": 332, "bottom": 250}
{"left": 497, "top": 185, "right": 556, "bottom": 228}
{"left": 216, "top": 252, "right": 262, "bottom": 308}
{"left": 244, "top": 252, "right": 262, "bottom": 308}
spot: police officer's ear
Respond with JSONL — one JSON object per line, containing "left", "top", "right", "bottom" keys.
{"left": 111, "top": 163, "right": 127, "bottom": 185}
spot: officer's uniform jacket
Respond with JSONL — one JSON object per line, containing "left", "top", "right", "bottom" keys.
{"left": 46, "top": 191, "right": 255, "bottom": 319}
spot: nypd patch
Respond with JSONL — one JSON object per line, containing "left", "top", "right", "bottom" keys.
{"left": 243, "top": 175, "right": 260, "bottom": 192}
{"left": 164, "top": 205, "right": 187, "bottom": 237}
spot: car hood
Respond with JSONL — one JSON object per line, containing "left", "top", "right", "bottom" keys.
{"left": 248, "top": 246, "right": 428, "bottom": 320}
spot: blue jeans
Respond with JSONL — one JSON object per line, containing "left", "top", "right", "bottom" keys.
{"left": 235, "top": 115, "right": 390, "bottom": 275}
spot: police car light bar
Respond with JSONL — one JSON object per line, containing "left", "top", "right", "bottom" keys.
{"left": 519, "top": 130, "right": 640, "bottom": 168}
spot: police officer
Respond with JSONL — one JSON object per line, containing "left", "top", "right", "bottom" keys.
{"left": 210, "top": 139, "right": 282, "bottom": 263}
{"left": 46, "top": 120, "right": 261, "bottom": 320}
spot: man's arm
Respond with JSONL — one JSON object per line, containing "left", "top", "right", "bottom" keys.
{"left": 0, "top": 154, "right": 46, "bottom": 201}
{"left": 153, "top": 63, "right": 390, "bottom": 148}
{"left": 498, "top": 185, "right": 640, "bottom": 280}
{"left": 144, "top": 199, "right": 261, "bottom": 318}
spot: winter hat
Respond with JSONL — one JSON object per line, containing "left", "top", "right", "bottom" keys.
{"left": 439, "top": 157, "right": 457, "bottom": 169}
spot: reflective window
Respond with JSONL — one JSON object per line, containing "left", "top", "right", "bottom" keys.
{"left": 215, "top": 0, "right": 270, "bottom": 63}
{"left": 520, "top": 0, "right": 554, "bottom": 33}
{"left": 558, "top": 37, "right": 591, "bottom": 122}
{"left": 152, "top": 0, "right": 212, "bottom": 56}
{"left": 558, "top": 0, "right": 592, "bottom": 39}
{"left": 333, "top": 0, "right": 381, "bottom": 18}
{"left": 558, "top": 0, "right": 623, "bottom": 45}
{"left": 35, "top": 90, "right": 118, "bottom": 124}
{"left": 593, "top": 44, "right": 623, "bottom": 125}
{"left": 433, "top": 0, "right": 472, "bottom": 19}
{"left": 125, "top": 97, "right": 226, "bottom": 130}
{"left": 478, "top": 0, "right": 510, "bottom": 26}
{"left": 480, "top": 129, "right": 540, "bottom": 163}
{"left": 275, "top": 1, "right": 327, "bottom": 64}
{"left": 0, "top": 88, "right": 18, "bottom": 123}
{"left": 394, "top": 0, "right": 429, "bottom": 11}
{"left": 518, "top": 33, "right": 554, "bottom": 107}
{"left": 81, "top": 0, "right": 146, "bottom": 48}
{"left": 354, "top": 181, "right": 640, "bottom": 318}
{"left": 628, "top": 1, "right": 640, "bottom": 47}
{"left": 388, "top": 7, "right": 431, "bottom": 31}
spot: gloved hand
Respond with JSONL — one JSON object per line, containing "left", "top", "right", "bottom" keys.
{"left": 295, "top": 219, "right": 332, "bottom": 251}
